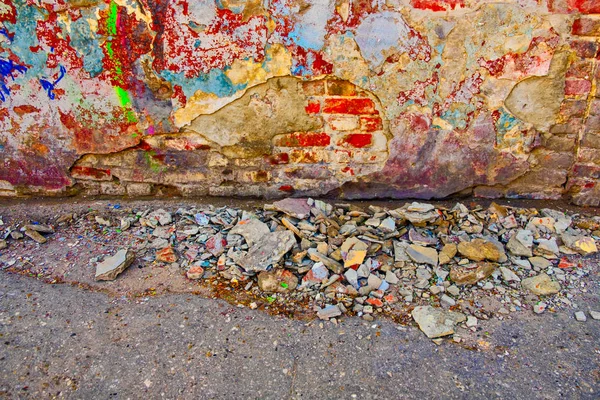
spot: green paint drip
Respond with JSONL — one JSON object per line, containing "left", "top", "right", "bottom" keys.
{"left": 105, "top": 1, "right": 138, "bottom": 124}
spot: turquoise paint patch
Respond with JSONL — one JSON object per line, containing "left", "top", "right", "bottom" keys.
{"left": 69, "top": 14, "right": 104, "bottom": 77}
{"left": 160, "top": 67, "right": 247, "bottom": 100}
{"left": 439, "top": 109, "right": 468, "bottom": 130}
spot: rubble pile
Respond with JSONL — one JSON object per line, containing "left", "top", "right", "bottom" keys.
{"left": 1, "top": 199, "right": 599, "bottom": 339}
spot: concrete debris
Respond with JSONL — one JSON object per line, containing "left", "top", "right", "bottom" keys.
{"left": 2, "top": 198, "right": 597, "bottom": 334}
{"left": 411, "top": 306, "right": 466, "bottom": 338}
{"left": 575, "top": 311, "right": 587, "bottom": 322}
{"left": 95, "top": 249, "right": 135, "bottom": 281}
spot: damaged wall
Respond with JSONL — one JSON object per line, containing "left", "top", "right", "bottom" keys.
{"left": 1, "top": 0, "right": 600, "bottom": 204}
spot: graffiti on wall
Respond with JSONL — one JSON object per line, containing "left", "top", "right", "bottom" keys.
{"left": 0, "top": 0, "right": 599, "bottom": 204}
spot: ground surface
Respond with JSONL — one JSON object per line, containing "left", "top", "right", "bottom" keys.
{"left": 0, "top": 198, "right": 599, "bottom": 399}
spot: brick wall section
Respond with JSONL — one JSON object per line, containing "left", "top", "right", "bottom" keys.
{"left": 71, "top": 78, "right": 390, "bottom": 198}
{"left": 565, "top": 12, "right": 600, "bottom": 205}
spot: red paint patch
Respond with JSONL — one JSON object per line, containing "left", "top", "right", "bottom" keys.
{"left": 274, "top": 132, "right": 331, "bottom": 147}
{"left": 279, "top": 185, "right": 294, "bottom": 192}
{"left": 305, "top": 100, "right": 321, "bottom": 114}
{"left": 71, "top": 166, "right": 111, "bottom": 180}
{"left": 410, "top": 0, "right": 464, "bottom": 12}
{"left": 567, "top": 0, "right": 600, "bottom": 14}
{"left": 323, "top": 98, "right": 377, "bottom": 115}
{"left": 366, "top": 298, "right": 383, "bottom": 307}
{"left": 565, "top": 79, "right": 592, "bottom": 96}
{"left": 338, "top": 133, "right": 372, "bottom": 148}
{"left": 360, "top": 116, "right": 383, "bottom": 132}
{"left": 266, "top": 153, "right": 290, "bottom": 165}
{"left": 13, "top": 105, "right": 40, "bottom": 116}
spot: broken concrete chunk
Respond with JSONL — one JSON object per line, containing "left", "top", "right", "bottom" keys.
{"left": 457, "top": 238, "right": 506, "bottom": 262}
{"left": 24, "top": 229, "right": 47, "bottom": 244}
{"left": 238, "top": 231, "right": 296, "bottom": 272}
{"left": 317, "top": 304, "right": 342, "bottom": 320}
{"left": 229, "top": 218, "right": 271, "bottom": 247}
{"left": 24, "top": 224, "right": 54, "bottom": 233}
{"left": 0, "top": 239, "right": 6, "bottom": 250}
{"left": 391, "top": 202, "right": 439, "bottom": 224}
{"left": 411, "top": 305, "right": 465, "bottom": 338}
{"left": 521, "top": 273, "right": 560, "bottom": 296}
{"left": 340, "top": 237, "right": 368, "bottom": 268}
{"left": 307, "top": 248, "right": 343, "bottom": 274}
{"left": 186, "top": 266, "right": 205, "bottom": 280}
{"left": 258, "top": 269, "right": 298, "bottom": 293}
{"left": 156, "top": 246, "right": 177, "bottom": 263}
{"left": 499, "top": 266, "right": 520, "bottom": 282}
{"left": 147, "top": 209, "right": 172, "bottom": 226}
{"left": 450, "top": 262, "right": 496, "bottom": 285}
{"left": 393, "top": 240, "right": 411, "bottom": 262}
{"left": 406, "top": 244, "right": 438, "bottom": 266}
{"left": 95, "top": 249, "right": 135, "bottom": 281}
{"left": 507, "top": 230, "right": 533, "bottom": 257}
{"left": 271, "top": 198, "right": 311, "bottom": 219}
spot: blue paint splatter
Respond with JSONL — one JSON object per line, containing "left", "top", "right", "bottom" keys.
{"left": 40, "top": 65, "right": 66, "bottom": 100}
{"left": 0, "top": 58, "right": 28, "bottom": 101}
{"left": 0, "top": 29, "right": 12, "bottom": 42}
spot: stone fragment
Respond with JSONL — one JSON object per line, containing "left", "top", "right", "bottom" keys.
{"left": 307, "top": 248, "right": 344, "bottom": 274}
{"left": 364, "top": 217, "right": 380, "bottom": 227}
{"left": 186, "top": 266, "right": 204, "bottom": 280}
{"left": 589, "top": 311, "right": 600, "bottom": 320}
{"left": 95, "top": 249, "right": 135, "bottom": 281}
{"left": 10, "top": 231, "right": 23, "bottom": 240}
{"left": 535, "top": 238, "right": 559, "bottom": 258}
{"left": 447, "top": 285, "right": 460, "bottom": 296}
{"left": 206, "top": 233, "right": 227, "bottom": 257}
{"left": 24, "top": 229, "right": 46, "bottom": 244}
{"left": 500, "top": 266, "right": 520, "bottom": 282}
{"left": 0, "top": 239, "right": 6, "bottom": 250}
{"left": 440, "top": 294, "right": 456, "bottom": 307}
{"left": 450, "top": 263, "right": 496, "bottom": 285}
{"left": 526, "top": 217, "right": 556, "bottom": 234}
{"left": 457, "top": 239, "right": 506, "bottom": 262}
{"left": 393, "top": 240, "right": 411, "bottom": 262}
{"left": 575, "top": 311, "right": 587, "bottom": 322}
{"left": 379, "top": 217, "right": 396, "bottom": 232}
{"left": 24, "top": 224, "right": 54, "bottom": 233}
{"left": 344, "top": 268, "right": 359, "bottom": 289}
{"left": 156, "top": 247, "right": 177, "bottom": 263}
{"left": 95, "top": 216, "right": 111, "bottom": 226}
{"left": 507, "top": 230, "right": 533, "bottom": 257}
{"left": 521, "top": 273, "right": 560, "bottom": 295}
{"left": 340, "top": 237, "right": 368, "bottom": 268}
{"left": 411, "top": 305, "right": 466, "bottom": 338}
{"left": 367, "top": 273, "right": 382, "bottom": 291}
{"left": 229, "top": 218, "right": 270, "bottom": 247}
{"left": 466, "top": 316, "right": 478, "bottom": 327}
{"left": 529, "top": 256, "right": 552, "bottom": 270}
{"left": 408, "top": 229, "right": 437, "bottom": 246}
{"left": 385, "top": 270, "right": 399, "bottom": 284}
{"left": 390, "top": 202, "right": 439, "bottom": 224}
{"left": 258, "top": 269, "right": 299, "bottom": 293}
{"left": 438, "top": 243, "right": 457, "bottom": 265}
{"left": 569, "top": 237, "right": 598, "bottom": 256}
{"left": 271, "top": 198, "right": 311, "bottom": 219}
{"left": 317, "top": 304, "right": 341, "bottom": 320}
{"left": 238, "top": 231, "right": 296, "bottom": 272}
{"left": 281, "top": 217, "right": 302, "bottom": 238}
{"left": 533, "top": 302, "right": 547, "bottom": 314}
{"left": 147, "top": 209, "right": 172, "bottom": 226}
{"left": 406, "top": 244, "right": 438, "bottom": 266}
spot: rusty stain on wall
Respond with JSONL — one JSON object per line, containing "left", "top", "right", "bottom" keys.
{"left": 1, "top": 0, "right": 600, "bottom": 204}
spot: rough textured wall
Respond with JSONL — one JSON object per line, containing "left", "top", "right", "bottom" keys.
{"left": 1, "top": 0, "right": 600, "bottom": 204}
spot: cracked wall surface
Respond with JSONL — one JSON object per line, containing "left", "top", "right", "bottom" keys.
{"left": 1, "top": 0, "right": 600, "bottom": 204}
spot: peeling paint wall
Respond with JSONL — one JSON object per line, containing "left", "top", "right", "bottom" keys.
{"left": 1, "top": 0, "right": 600, "bottom": 204}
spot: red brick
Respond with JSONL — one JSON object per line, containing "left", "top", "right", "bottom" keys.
{"left": 265, "top": 153, "right": 289, "bottom": 165}
{"left": 564, "top": 79, "right": 592, "bottom": 96}
{"left": 567, "top": 0, "right": 600, "bottom": 14}
{"left": 337, "top": 133, "right": 373, "bottom": 148}
{"left": 548, "top": 0, "right": 570, "bottom": 13}
{"left": 570, "top": 40, "right": 599, "bottom": 58}
{"left": 305, "top": 100, "right": 321, "bottom": 114}
{"left": 289, "top": 149, "right": 323, "bottom": 163}
{"left": 360, "top": 116, "right": 383, "bottom": 132}
{"left": 278, "top": 185, "right": 294, "bottom": 192}
{"left": 571, "top": 163, "right": 600, "bottom": 179}
{"left": 322, "top": 98, "right": 377, "bottom": 115}
{"left": 71, "top": 166, "right": 112, "bottom": 181}
{"left": 573, "top": 17, "right": 600, "bottom": 36}
{"left": 565, "top": 60, "right": 594, "bottom": 79}
{"left": 273, "top": 132, "right": 330, "bottom": 147}
{"left": 327, "top": 80, "right": 357, "bottom": 96}
{"left": 301, "top": 80, "right": 325, "bottom": 96}
{"left": 559, "top": 100, "right": 588, "bottom": 117}
{"left": 550, "top": 119, "right": 583, "bottom": 134}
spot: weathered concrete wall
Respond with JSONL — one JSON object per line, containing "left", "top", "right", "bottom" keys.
{"left": 1, "top": 0, "right": 600, "bottom": 204}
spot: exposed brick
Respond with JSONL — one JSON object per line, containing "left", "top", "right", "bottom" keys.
{"left": 571, "top": 163, "right": 600, "bottom": 179}
{"left": 566, "top": 0, "right": 600, "bottom": 14}
{"left": 570, "top": 40, "right": 599, "bottom": 58}
{"left": 100, "top": 181, "right": 126, "bottom": 195}
{"left": 510, "top": 168, "right": 568, "bottom": 187}
{"left": 566, "top": 60, "right": 594, "bottom": 79}
{"left": 585, "top": 115, "right": 600, "bottom": 132}
{"left": 71, "top": 166, "right": 112, "bottom": 181}
{"left": 534, "top": 150, "right": 574, "bottom": 169}
{"left": 559, "top": 99, "right": 588, "bottom": 117}
{"left": 289, "top": 149, "right": 328, "bottom": 163}
{"left": 301, "top": 80, "right": 326, "bottom": 96}
{"left": 573, "top": 17, "right": 600, "bottom": 36}
{"left": 327, "top": 80, "right": 357, "bottom": 96}
{"left": 328, "top": 116, "right": 360, "bottom": 131}
{"left": 337, "top": 133, "right": 373, "bottom": 148}
{"left": 589, "top": 99, "right": 600, "bottom": 116}
{"left": 581, "top": 132, "right": 600, "bottom": 148}
{"left": 285, "top": 165, "right": 332, "bottom": 179}
{"left": 577, "top": 147, "right": 600, "bottom": 163}
{"left": 265, "top": 152, "right": 289, "bottom": 165}
{"left": 550, "top": 119, "right": 583, "bottom": 134}
{"left": 360, "top": 116, "right": 383, "bottom": 132}
{"left": 273, "top": 132, "right": 331, "bottom": 147}
{"left": 126, "top": 182, "right": 153, "bottom": 196}
{"left": 322, "top": 98, "right": 377, "bottom": 115}
{"left": 237, "top": 170, "right": 270, "bottom": 183}
{"left": 305, "top": 100, "right": 321, "bottom": 114}
{"left": 542, "top": 134, "right": 577, "bottom": 152}
{"left": 564, "top": 79, "right": 592, "bottom": 96}
{"left": 547, "top": 0, "right": 570, "bottom": 13}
